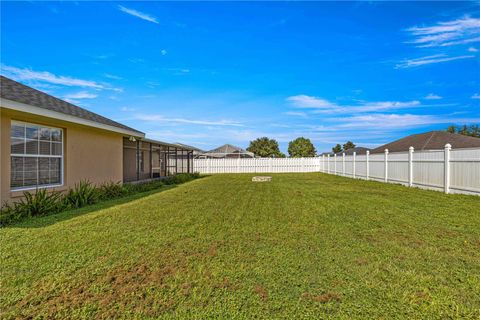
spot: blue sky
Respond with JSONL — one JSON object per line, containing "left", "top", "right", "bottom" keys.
{"left": 1, "top": 1, "right": 479, "bottom": 153}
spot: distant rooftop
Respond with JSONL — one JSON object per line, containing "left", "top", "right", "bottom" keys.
{"left": 371, "top": 131, "right": 480, "bottom": 153}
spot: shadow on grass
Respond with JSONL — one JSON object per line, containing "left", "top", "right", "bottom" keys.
{"left": 4, "top": 185, "right": 179, "bottom": 229}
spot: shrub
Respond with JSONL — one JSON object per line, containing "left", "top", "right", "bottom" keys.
{"left": 98, "top": 181, "right": 127, "bottom": 200}
{"left": 16, "top": 188, "right": 63, "bottom": 218}
{"left": 63, "top": 180, "right": 99, "bottom": 209}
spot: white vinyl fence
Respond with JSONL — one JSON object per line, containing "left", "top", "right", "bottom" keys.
{"left": 194, "top": 144, "right": 480, "bottom": 195}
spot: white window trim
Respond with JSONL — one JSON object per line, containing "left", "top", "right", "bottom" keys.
{"left": 10, "top": 120, "right": 64, "bottom": 191}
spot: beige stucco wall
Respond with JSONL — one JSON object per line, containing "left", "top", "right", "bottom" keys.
{"left": 1, "top": 107, "right": 124, "bottom": 204}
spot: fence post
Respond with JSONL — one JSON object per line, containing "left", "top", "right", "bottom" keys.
{"left": 408, "top": 146, "right": 414, "bottom": 187}
{"left": 384, "top": 149, "right": 389, "bottom": 182}
{"left": 353, "top": 152, "right": 356, "bottom": 179}
{"left": 327, "top": 154, "right": 330, "bottom": 173}
{"left": 342, "top": 153, "right": 345, "bottom": 176}
{"left": 237, "top": 157, "right": 241, "bottom": 173}
{"left": 366, "top": 150, "right": 370, "bottom": 180}
{"left": 269, "top": 157, "right": 273, "bottom": 172}
{"left": 334, "top": 154, "right": 337, "bottom": 175}
{"left": 444, "top": 143, "right": 451, "bottom": 194}
{"left": 207, "top": 159, "right": 211, "bottom": 174}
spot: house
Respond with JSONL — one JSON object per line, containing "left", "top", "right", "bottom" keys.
{"left": 0, "top": 76, "right": 194, "bottom": 204}
{"left": 197, "top": 144, "right": 255, "bottom": 159}
{"left": 335, "top": 147, "right": 370, "bottom": 156}
{"left": 371, "top": 131, "right": 480, "bottom": 153}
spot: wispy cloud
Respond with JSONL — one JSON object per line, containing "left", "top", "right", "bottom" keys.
{"left": 1, "top": 65, "right": 111, "bottom": 89}
{"left": 468, "top": 47, "right": 479, "bottom": 52}
{"left": 103, "top": 73, "right": 123, "bottom": 80}
{"left": 134, "top": 114, "right": 243, "bottom": 127}
{"left": 424, "top": 93, "right": 442, "bottom": 100}
{"left": 395, "top": 54, "right": 474, "bottom": 68}
{"left": 472, "top": 93, "right": 480, "bottom": 99}
{"left": 286, "top": 95, "right": 420, "bottom": 114}
{"left": 160, "top": 49, "right": 167, "bottom": 56}
{"left": 336, "top": 113, "right": 480, "bottom": 129}
{"left": 118, "top": 5, "right": 158, "bottom": 24}
{"left": 405, "top": 16, "right": 480, "bottom": 47}
{"left": 284, "top": 111, "right": 307, "bottom": 117}
{"left": 64, "top": 91, "right": 98, "bottom": 100}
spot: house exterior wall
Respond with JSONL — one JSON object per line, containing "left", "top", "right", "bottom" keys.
{"left": 0, "top": 108, "right": 123, "bottom": 204}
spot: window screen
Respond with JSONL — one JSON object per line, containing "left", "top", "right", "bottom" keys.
{"left": 10, "top": 121, "right": 63, "bottom": 190}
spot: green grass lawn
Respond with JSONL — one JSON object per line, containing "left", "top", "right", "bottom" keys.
{"left": 1, "top": 173, "right": 480, "bottom": 319}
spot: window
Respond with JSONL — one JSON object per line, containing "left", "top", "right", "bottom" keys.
{"left": 10, "top": 121, "right": 63, "bottom": 190}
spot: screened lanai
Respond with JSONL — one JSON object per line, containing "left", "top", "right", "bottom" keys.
{"left": 123, "top": 138, "right": 194, "bottom": 183}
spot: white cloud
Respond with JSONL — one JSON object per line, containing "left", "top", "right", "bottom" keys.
{"left": 424, "top": 93, "right": 442, "bottom": 100}
{"left": 406, "top": 17, "right": 480, "bottom": 47}
{"left": 161, "top": 49, "right": 167, "bottom": 56}
{"left": 472, "top": 93, "right": 480, "bottom": 99}
{"left": 121, "top": 106, "right": 136, "bottom": 112}
{"left": 286, "top": 95, "right": 420, "bottom": 114}
{"left": 64, "top": 91, "right": 97, "bottom": 100}
{"left": 1, "top": 65, "right": 109, "bottom": 89}
{"left": 468, "top": 47, "right": 479, "bottom": 52}
{"left": 395, "top": 54, "right": 474, "bottom": 68}
{"left": 118, "top": 5, "right": 158, "bottom": 24}
{"left": 134, "top": 114, "right": 243, "bottom": 127}
{"left": 287, "top": 95, "right": 338, "bottom": 109}
{"left": 284, "top": 111, "right": 307, "bottom": 117}
{"left": 103, "top": 73, "right": 123, "bottom": 80}
{"left": 336, "top": 113, "right": 480, "bottom": 129}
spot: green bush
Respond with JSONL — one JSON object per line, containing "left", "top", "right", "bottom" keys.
{"left": 63, "top": 180, "right": 99, "bottom": 209}
{"left": 16, "top": 188, "right": 63, "bottom": 218}
{"left": 98, "top": 181, "right": 127, "bottom": 200}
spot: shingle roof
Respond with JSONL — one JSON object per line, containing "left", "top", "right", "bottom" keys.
{"left": 371, "top": 131, "right": 480, "bottom": 153}
{"left": 335, "top": 147, "right": 370, "bottom": 156}
{"left": 207, "top": 144, "right": 250, "bottom": 154}
{"left": 0, "top": 76, "right": 143, "bottom": 135}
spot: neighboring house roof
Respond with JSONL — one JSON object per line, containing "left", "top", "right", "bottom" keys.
{"left": 200, "top": 144, "right": 254, "bottom": 157}
{"left": 0, "top": 76, "right": 144, "bottom": 137}
{"left": 207, "top": 144, "right": 250, "bottom": 154}
{"left": 319, "top": 151, "right": 334, "bottom": 156}
{"left": 335, "top": 147, "right": 371, "bottom": 156}
{"left": 371, "top": 131, "right": 480, "bottom": 153}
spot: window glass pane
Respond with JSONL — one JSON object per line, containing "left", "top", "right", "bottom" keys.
{"left": 11, "top": 156, "right": 24, "bottom": 173}
{"left": 11, "top": 138, "right": 25, "bottom": 154}
{"left": 39, "top": 141, "right": 50, "bottom": 155}
{"left": 39, "top": 128, "right": 51, "bottom": 141}
{"left": 25, "top": 139, "right": 39, "bottom": 155}
{"left": 50, "top": 159, "right": 61, "bottom": 184}
{"left": 39, "top": 170, "right": 50, "bottom": 185}
{"left": 11, "top": 165, "right": 24, "bottom": 188}
{"left": 26, "top": 125, "right": 39, "bottom": 139}
{"left": 50, "top": 158, "right": 60, "bottom": 172}
{"left": 51, "top": 129, "right": 62, "bottom": 142}
{"left": 24, "top": 157, "right": 38, "bottom": 172}
{"left": 23, "top": 170, "right": 37, "bottom": 187}
{"left": 39, "top": 158, "right": 49, "bottom": 171}
{"left": 51, "top": 142, "right": 62, "bottom": 155}
{"left": 11, "top": 124, "right": 25, "bottom": 138}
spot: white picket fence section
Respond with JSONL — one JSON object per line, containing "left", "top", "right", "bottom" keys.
{"left": 194, "top": 145, "right": 480, "bottom": 195}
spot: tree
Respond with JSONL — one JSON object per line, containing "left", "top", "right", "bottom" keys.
{"left": 332, "top": 144, "right": 342, "bottom": 154}
{"left": 445, "top": 124, "right": 480, "bottom": 138}
{"left": 288, "top": 137, "right": 316, "bottom": 157}
{"left": 446, "top": 125, "right": 456, "bottom": 134}
{"left": 247, "top": 137, "right": 285, "bottom": 158}
{"left": 343, "top": 141, "right": 356, "bottom": 151}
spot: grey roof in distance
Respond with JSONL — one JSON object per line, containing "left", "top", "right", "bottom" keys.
{"left": 371, "top": 131, "right": 480, "bottom": 153}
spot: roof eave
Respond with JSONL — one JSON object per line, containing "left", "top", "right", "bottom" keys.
{"left": 0, "top": 98, "right": 145, "bottom": 138}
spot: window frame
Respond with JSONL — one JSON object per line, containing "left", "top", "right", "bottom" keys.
{"left": 10, "top": 120, "right": 64, "bottom": 191}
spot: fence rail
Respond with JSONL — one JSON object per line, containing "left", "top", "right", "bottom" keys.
{"left": 193, "top": 145, "right": 480, "bottom": 195}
